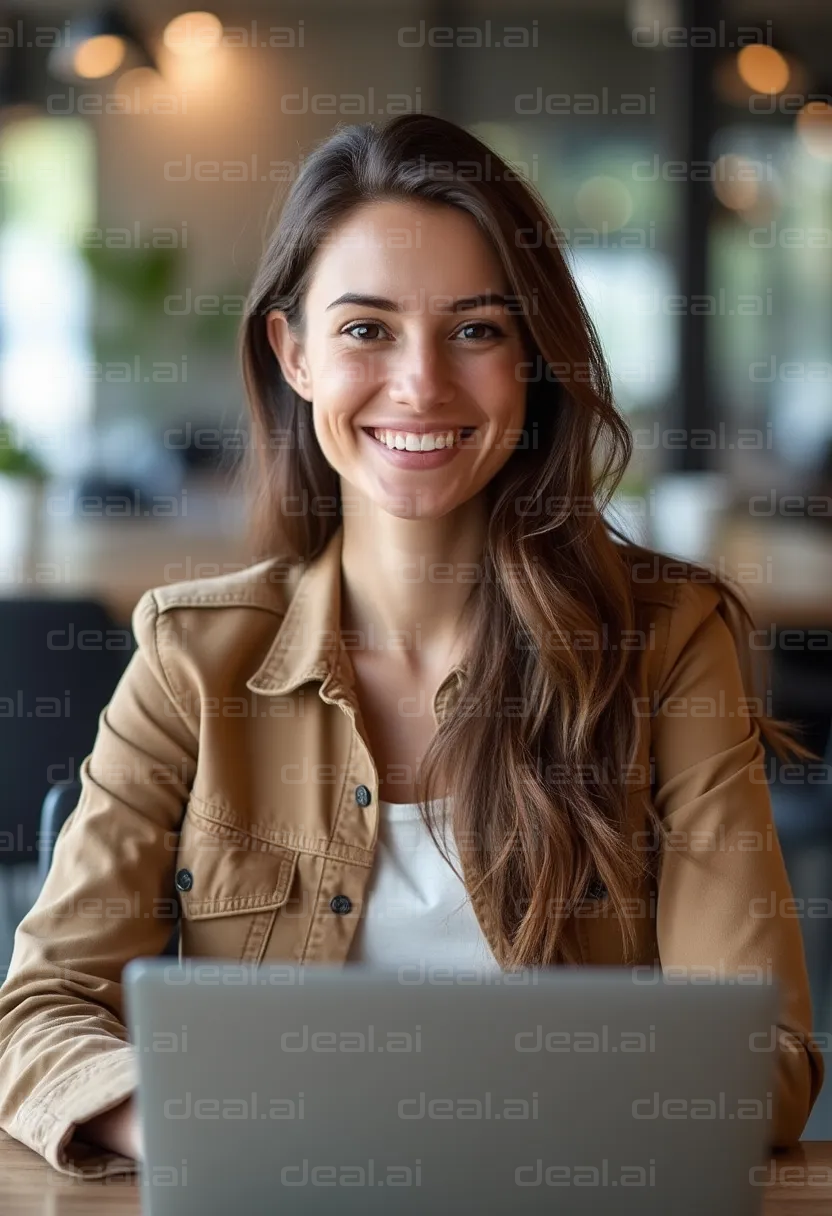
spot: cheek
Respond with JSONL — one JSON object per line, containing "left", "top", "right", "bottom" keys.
{"left": 310, "top": 361, "right": 372, "bottom": 452}
{"left": 315, "top": 344, "right": 385, "bottom": 395}
{"left": 321, "top": 342, "right": 386, "bottom": 379}
{"left": 466, "top": 349, "right": 525, "bottom": 417}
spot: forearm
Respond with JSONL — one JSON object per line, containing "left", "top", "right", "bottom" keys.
{"left": 74, "top": 1095, "right": 141, "bottom": 1160}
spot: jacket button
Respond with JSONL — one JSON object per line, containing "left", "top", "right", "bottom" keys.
{"left": 175, "top": 868, "right": 193, "bottom": 893}
{"left": 330, "top": 894, "right": 352, "bottom": 915}
{"left": 355, "top": 785, "right": 372, "bottom": 807}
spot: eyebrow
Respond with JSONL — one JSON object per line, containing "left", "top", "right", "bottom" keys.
{"left": 325, "top": 292, "right": 512, "bottom": 313}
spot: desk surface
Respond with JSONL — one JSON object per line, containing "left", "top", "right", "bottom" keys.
{"left": 0, "top": 1129, "right": 830, "bottom": 1213}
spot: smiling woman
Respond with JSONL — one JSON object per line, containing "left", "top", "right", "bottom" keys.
{"left": 263, "top": 197, "right": 530, "bottom": 517}
{"left": 237, "top": 111, "right": 823, "bottom": 1131}
{"left": 0, "top": 112, "right": 824, "bottom": 1178}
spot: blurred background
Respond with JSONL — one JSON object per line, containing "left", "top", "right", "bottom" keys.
{"left": 0, "top": 0, "right": 830, "bottom": 1132}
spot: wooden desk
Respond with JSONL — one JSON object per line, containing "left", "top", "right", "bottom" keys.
{"left": 1, "top": 478, "right": 253, "bottom": 624}
{"left": 712, "top": 518, "right": 832, "bottom": 631}
{"left": 0, "top": 1129, "right": 830, "bottom": 1213}
{"left": 1, "top": 482, "right": 831, "bottom": 628}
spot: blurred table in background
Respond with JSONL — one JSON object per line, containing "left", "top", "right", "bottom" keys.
{"left": 0, "top": 484, "right": 830, "bottom": 628}
{"left": 714, "top": 517, "right": 832, "bottom": 631}
{"left": 0, "top": 476, "right": 252, "bottom": 623}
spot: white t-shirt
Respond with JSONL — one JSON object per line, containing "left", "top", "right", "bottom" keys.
{"left": 346, "top": 796, "right": 501, "bottom": 972}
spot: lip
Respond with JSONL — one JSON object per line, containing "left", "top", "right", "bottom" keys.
{"left": 361, "top": 426, "right": 471, "bottom": 470}
{"left": 361, "top": 424, "right": 477, "bottom": 435}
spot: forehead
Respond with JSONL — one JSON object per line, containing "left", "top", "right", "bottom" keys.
{"left": 305, "top": 199, "right": 509, "bottom": 306}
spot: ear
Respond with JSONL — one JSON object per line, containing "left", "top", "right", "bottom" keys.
{"left": 266, "top": 310, "right": 312, "bottom": 402}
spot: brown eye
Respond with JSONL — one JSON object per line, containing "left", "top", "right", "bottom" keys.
{"left": 454, "top": 322, "right": 502, "bottom": 342}
{"left": 343, "top": 321, "right": 388, "bottom": 341}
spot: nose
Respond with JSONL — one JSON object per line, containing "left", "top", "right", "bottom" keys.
{"left": 386, "top": 334, "right": 455, "bottom": 413}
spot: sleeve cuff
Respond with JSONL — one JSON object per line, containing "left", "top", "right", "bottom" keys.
{"left": 768, "top": 1026, "right": 824, "bottom": 1149}
{"left": 10, "top": 1045, "right": 140, "bottom": 1178}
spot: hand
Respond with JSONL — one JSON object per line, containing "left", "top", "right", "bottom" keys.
{"left": 74, "top": 1094, "right": 144, "bottom": 1161}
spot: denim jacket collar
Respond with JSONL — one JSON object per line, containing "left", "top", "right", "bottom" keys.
{"left": 245, "top": 522, "right": 467, "bottom": 725}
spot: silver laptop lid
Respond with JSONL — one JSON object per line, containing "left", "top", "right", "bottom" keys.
{"left": 124, "top": 959, "right": 780, "bottom": 1216}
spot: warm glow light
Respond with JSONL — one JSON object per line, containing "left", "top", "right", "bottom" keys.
{"left": 116, "top": 66, "right": 163, "bottom": 93}
{"left": 737, "top": 45, "right": 789, "bottom": 94}
{"left": 712, "top": 155, "right": 759, "bottom": 211}
{"left": 163, "top": 11, "right": 223, "bottom": 56}
{"left": 796, "top": 101, "right": 832, "bottom": 162}
{"left": 73, "top": 34, "right": 126, "bottom": 79}
{"left": 156, "top": 40, "right": 230, "bottom": 93}
{"left": 112, "top": 67, "right": 166, "bottom": 111}
{"left": 715, "top": 51, "right": 806, "bottom": 107}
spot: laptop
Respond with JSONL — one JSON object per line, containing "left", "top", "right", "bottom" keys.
{"left": 123, "top": 958, "right": 780, "bottom": 1215}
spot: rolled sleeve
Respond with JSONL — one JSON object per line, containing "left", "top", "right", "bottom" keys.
{"left": 12, "top": 1045, "right": 138, "bottom": 1177}
{"left": 652, "top": 579, "right": 825, "bottom": 1148}
{"left": 0, "top": 589, "right": 197, "bottom": 1177}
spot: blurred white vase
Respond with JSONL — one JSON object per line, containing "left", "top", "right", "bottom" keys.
{"left": 649, "top": 472, "right": 731, "bottom": 563}
{"left": 0, "top": 475, "right": 44, "bottom": 582}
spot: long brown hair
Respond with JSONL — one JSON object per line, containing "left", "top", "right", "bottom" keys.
{"left": 238, "top": 112, "right": 815, "bottom": 968}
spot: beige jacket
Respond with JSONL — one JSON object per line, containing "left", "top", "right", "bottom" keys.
{"left": 0, "top": 523, "right": 823, "bottom": 1177}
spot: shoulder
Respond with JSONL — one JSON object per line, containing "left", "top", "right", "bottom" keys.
{"left": 128, "top": 556, "right": 303, "bottom": 690}
{"left": 616, "top": 542, "right": 736, "bottom": 691}
{"left": 148, "top": 555, "right": 298, "bottom": 616}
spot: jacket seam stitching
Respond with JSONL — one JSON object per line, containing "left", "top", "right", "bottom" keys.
{"left": 183, "top": 854, "right": 296, "bottom": 915}
{"left": 147, "top": 590, "right": 184, "bottom": 703}
{"left": 152, "top": 606, "right": 200, "bottom": 745}
{"left": 325, "top": 726, "right": 358, "bottom": 854}
{"left": 17, "top": 1047, "right": 135, "bottom": 1132}
{"left": 654, "top": 578, "right": 683, "bottom": 695}
{"left": 156, "top": 597, "right": 285, "bottom": 614}
{"left": 298, "top": 731, "right": 357, "bottom": 964}
{"left": 299, "top": 854, "right": 327, "bottom": 965}
{"left": 185, "top": 798, "right": 374, "bottom": 865}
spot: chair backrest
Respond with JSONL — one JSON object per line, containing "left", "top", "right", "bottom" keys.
{"left": 0, "top": 598, "right": 132, "bottom": 865}
{"left": 38, "top": 779, "right": 180, "bottom": 957}
{"left": 765, "top": 641, "right": 832, "bottom": 845}
{"left": 769, "top": 640, "right": 832, "bottom": 761}
{"left": 37, "top": 779, "right": 83, "bottom": 885}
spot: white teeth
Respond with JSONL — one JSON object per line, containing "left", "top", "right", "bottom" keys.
{"left": 371, "top": 428, "right": 462, "bottom": 452}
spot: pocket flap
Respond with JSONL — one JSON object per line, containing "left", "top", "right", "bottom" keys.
{"left": 176, "top": 812, "right": 298, "bottom": 921}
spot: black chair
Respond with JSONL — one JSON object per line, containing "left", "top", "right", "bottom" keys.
{"left": 38, "top": 779, "right": 84, "bottom": 886}
{"left": 767, "top": 643, "right": 832, "bottom": 1034}
{"left": 39, "top": 778, "right": 180, "bottom": 958}
{"left": 0, "top": 598, "right": 133, "bottom": 866}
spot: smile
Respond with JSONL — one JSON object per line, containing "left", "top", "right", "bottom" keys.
{"left": 364, "top": 427, "right": 476, "bottom": 452}
{"left": 361, "top": 426, "right": 478, "bottom": 470}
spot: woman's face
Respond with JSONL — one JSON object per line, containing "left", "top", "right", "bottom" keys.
{"left": 267, "top": 199, "right": 528, "bottom": 520}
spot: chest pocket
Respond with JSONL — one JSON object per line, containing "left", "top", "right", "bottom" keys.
{"left": 175, "top": 808, "right": 299, "bottom": 965}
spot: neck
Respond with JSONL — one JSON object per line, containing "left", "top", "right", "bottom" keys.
{"left": 339, "top": 491, "right": 486, "bottom": 676}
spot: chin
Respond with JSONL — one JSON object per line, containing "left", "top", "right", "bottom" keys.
{"left": 378, "top": 493, "right": 462, "bottom": 522}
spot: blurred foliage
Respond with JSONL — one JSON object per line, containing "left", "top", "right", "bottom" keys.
{"left": 0, "top": 421, "right": 48, "bottom": 480}
{"left": 79, "top": 245, "right": 182, "bottom": 361}
{"left": 79, "top": 245, "right": 245, "bottom": 357}
{"left": 80, "top": 245, "right": 180, "bottom": 307}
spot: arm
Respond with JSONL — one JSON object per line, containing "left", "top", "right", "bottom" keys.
{"left": 0, "top": 590, "right": 197, "bottom": 1177}
{"left": 651, "top": 579, "right": 824, "bottom": 1149}
{"left": 74, "top": 1094, "right": 143, "bottom": 1161}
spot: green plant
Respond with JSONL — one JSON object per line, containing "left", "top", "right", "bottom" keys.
{"left": 79, "top": 245, "right": 183, "bottom": 358}
{"left": 0, "top": 422, "right": 47, "bottom": 480}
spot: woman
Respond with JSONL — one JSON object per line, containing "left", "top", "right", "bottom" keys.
{"left": 0, "top": 113, "right": 823, "bottom": 1176}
